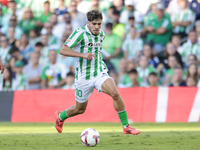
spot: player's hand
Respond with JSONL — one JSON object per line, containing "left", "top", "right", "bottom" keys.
{"left": 82, "top": 53, "right": 96, "bottom": 61}
{"left": 0, "top": 59, "right": 5, "bottom": 74}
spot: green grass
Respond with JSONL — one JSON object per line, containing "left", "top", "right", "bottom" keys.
{"left": 0, "top": 122, "right": 200, "bottom": 150}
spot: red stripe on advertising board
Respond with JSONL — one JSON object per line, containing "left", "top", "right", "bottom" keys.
{"left": 166, "top": 87, "right": 198, "bottom": 122}
{"left": 142, "top": 87, "right": 158, "bottom": 122}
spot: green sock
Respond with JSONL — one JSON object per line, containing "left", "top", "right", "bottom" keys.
{"left": 118, "top": 109, "right": 129, "bottom": 127}
{"left": 59, "top": 110, "right": 69, "bottom": 121}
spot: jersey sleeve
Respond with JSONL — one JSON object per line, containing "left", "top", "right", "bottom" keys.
{"left": 64, "top": 28, "right": 84, "bottom": 49}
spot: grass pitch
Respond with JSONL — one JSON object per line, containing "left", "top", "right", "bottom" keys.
{"left": 0, "top": 122, "right": 200, "bottom": 150}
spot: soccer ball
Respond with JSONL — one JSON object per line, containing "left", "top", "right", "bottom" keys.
{"left": 80, "top": 128, "right": 100, "bottom": 147}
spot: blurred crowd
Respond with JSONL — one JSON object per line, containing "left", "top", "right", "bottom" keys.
{"left": 0, "top": 0, "right": 200, "bottom": 91}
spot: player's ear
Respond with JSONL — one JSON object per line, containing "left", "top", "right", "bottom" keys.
{"left": 86, "top": 21, "right": 90, "bottom": 26}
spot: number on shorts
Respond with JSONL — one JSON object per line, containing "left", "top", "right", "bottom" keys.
{"left": 76, "top": 88, "right": 82, "bottom": 97}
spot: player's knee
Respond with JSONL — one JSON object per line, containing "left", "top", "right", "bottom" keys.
{"left": 110, "top": 90, "right": 120, "bottom": 100}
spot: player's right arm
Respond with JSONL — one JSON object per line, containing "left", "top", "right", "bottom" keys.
{"left": 60, "top": 29, "right": 96, "bottom": 61}
{"left": 60, "top": 45, "right": 96, "bottom": 61}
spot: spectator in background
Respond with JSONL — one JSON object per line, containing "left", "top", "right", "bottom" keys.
{"left": 62, "top": 72, "right": 75, "bottom": 89}
{"left": 29, "top": 29, "right": 40, "bottom": 48}
{"left": 186, "top": 76, "right": 197, "bottom": 86}
{"left": 195, "top": 20, "right": 200, "bottom": 43}
{"left": 23, "top": 52, "right": 43, "bottom": 90}
{"left": 63, "top": 24, "right": 73, "bottom": 38}
{"left": 112, "top": 0, "right": 125, "bottom": 13}
{"left": 47, "top": 12, "right": 65, "bottom": 40}
{"left": 128, "top": 68, "right": 140, "bottom": 87}
{"left": 162, "top": 42, "right": 183, "bottom": 69}
{"left": 1, "top": 67, "right": 13, "bottom": 91}
{"left": 62, "top": 12, "right": 72, "bottom": 28}
{"left": 169, "top": 66, "right": 186, "bottom": 86}
{"left": 163, "top": 55, "right": 180, "bottom": 86}
{"left": 19, "top": 7, "right": 40, "bottom": 35}
{"left": 0, "top": 34, "right": 11, "bottom": 65}
{"left": 117, "top": 58, "right": 132, "bottom": 87}
{"left": 189, "top": 0, "right": 200, "bottom": 21}
{"left": 186, "top": 63, "right": 198, "bottom": 81}
{"left": 34, "top": 42, "right": 48, "bottom": 67}
{"left": 120, "top": 0, "right": 143, "bottom": 26}
{"left": 180, "top": 30, "right": 200, "bottom": 64}
{"left": 143, "top": 2, "right": 172, "bottom": 55}
{"left": 102, "top": 22, "right": 122, "bottom": 72}
{"left": 1, "top": 14, "right": 23, "bottom": 40}
{"left": 148, "top": 72, "right": 159, "bottom": 86}
{"left": 137, "top": 56, "right": 157, "bottom": 87}
{"left": 17, "top": 34, "right": 34, "bottom": 60}
{"left": 9, "top": 46, "right": 28, "bottom": 66}
{"left": 171, "top": 34, "right": 183, "bottom": 53}
{"left": 166, "top": 0, "right": 181, "bottom": 16}
{"left": 57, "top": 27, "right": 75, "bottom": 73}
{"left": 184, "top": 54, "right": 200, "bottom": 78}
{"left": 5, "top": 0, "right": 23, "bottom": 21}
{"left": 109, "top": 69, "right": 119, "bottom": 86}
{"left": 44, "top": 22, "right": 59, "bottom": 46}
{"left": 105, "top": 5, "right": 116, "bottom": 24}
{"left": 122, "top": 26, "right": 143, "bottom": 63}
{"left": 143, "top": 44, "right": 160, "bottom": 69}
{"left": 12, "top": 60, "right": 26, "bottom": 90}
{"left": 7, "top": 56, "right": 17, "bottom": 78}
{"left": 144, "top": 0, "right": 161, "bottom": 27}
{"left": 68, "top": 0, "right": 86, "bottom": 30}
{"left": 171, "top": 0, "right": 195, "bottom": 38}
{"left": 7, "top": 26, "right": 17, "bottom": 48}
{"left": 39, "top": 35, "right": 50, "bottom": 66}
{"left": 41, "top": 50, "right": 66, "bottom": 89}
{"left": 112, "top": 10, "right": 125, "bottom": 38}
{"left": 55, "top": 0, "right": 68, "bottom": 22}
{"left": 39, "top": 1, "right": 52, "bottom": 24}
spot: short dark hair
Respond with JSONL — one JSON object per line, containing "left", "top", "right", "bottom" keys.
{"left": 86, "top": 10, "right": 103, "bottom": 21}
{"left": 113, "top": 10, "right": 120, "bottom": 15}
{"left": 149, "top": 72, "right": 157, "bottom": 77}
{"left": 9, "top": 46, "right": 20, "bottom": 55}
{"left": 44, "top": 1, "right": 50, "bottom": 4}
{"left": 128, "top": 69, "right": 138, "bottom": 75}
{"left": 105, "top": 22, "right": 113, "bottom": 28}
{"left": 35, "top": 42, "right": 44, "bottom": 47}
{"left": 67, "top": 72, "right": 75, "bottom": 77}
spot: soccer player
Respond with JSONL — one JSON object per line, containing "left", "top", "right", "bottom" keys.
{"left": 0, "top": 58, "right": 5, "bottom": 74}
{"left": 55, "top": 10, "right": 140, "bottom": 135}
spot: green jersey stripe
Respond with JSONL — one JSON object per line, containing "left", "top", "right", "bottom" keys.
{"left": 86, "top": 33, "right": 93, "bottom": 80}
{"left": 75, "top": 67, "right": 78, "bottom": 80}
{"left": 99, "top": 53, "right": 103, "bottom": 72}
{"left": 94, "top": 36, "right": 99, "bottom": 77}
{"left": 80, "top": 37, "right": 85, "bottom": 74}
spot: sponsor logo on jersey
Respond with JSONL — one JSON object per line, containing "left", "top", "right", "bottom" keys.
{"left": 88, "top": 42, "right": 102, "bottom": 47}
{"left": 66, "top": 39, "right": 71, "bottom": 42}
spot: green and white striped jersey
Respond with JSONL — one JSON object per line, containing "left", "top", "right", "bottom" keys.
{"left": 64, "top": 25, "right": 108, "bottom": 81}
{"left": 180, "top": 41, "right": 200, "bottom": 64}
{"left": 171, "top": 8, "right": 195, "bottom": 34}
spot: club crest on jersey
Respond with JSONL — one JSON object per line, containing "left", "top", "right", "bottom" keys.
{"left": 88, "top": 42, "right": 102, "bottom": 47}
{"left": 66, "top": 39, "right": 71, "bottom": 42}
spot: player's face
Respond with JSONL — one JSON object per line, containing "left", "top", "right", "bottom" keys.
{"left": 87, "top": 19, "right": 102, "bottom": 36}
